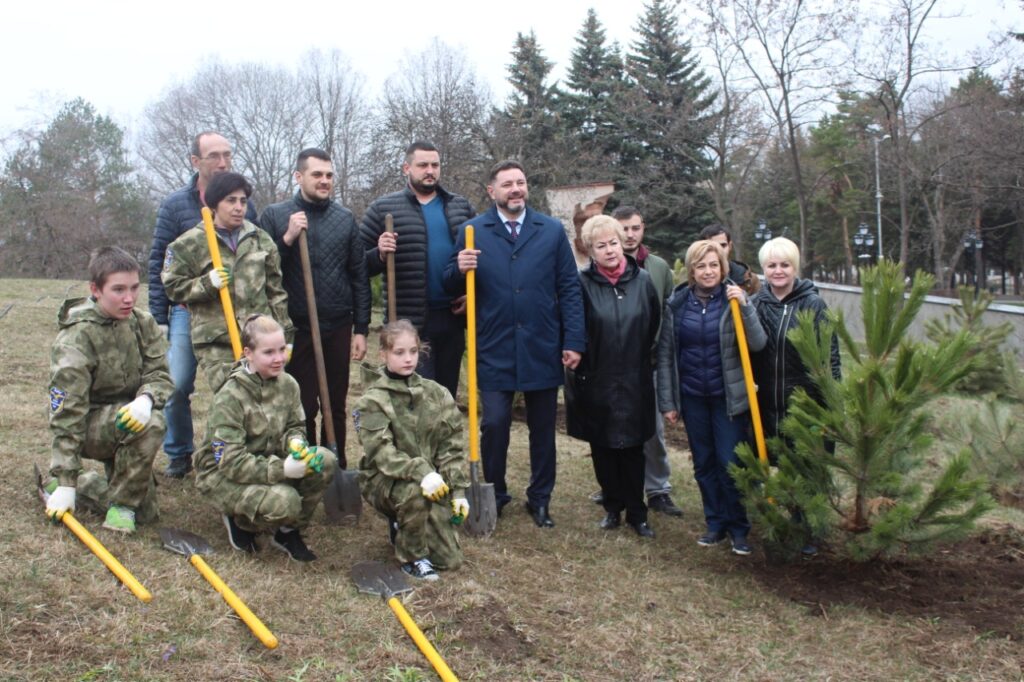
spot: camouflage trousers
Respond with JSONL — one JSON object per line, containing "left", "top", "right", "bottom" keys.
{"left": 73, "top": 404, "right": 162, "bottom": 521}
{"left": 363, "top": 475, "right": 463, "bottom": 570}
{"left": 196, "top": 449, "right": 336, "bottom": 532}
{"left": 194, "top": 343, "right": 237, "bottom": 394}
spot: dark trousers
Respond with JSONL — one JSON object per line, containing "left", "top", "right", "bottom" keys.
{"left": 418, "top": 306, "right": 465, "bottom": 400}
{"left": 591, "top": 444, "right": 647, "bottom": 524}
{"left": 480, "top": 387, "right": 558, "bottom": 507}
{"left": 679, "top": 393, "right": 751, "bottom": 538}
{"left": 286, "top": 325, "right": 352, "bottom": 468}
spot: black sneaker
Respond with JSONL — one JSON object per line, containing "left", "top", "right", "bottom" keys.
{"left": 401, "top": 558, "right": 439, "bottom": 581}
{"left": 164, "top": 456, "right": 193, "bottom": 479}
{"left": 730, "top": 536, "right": 753, "bottom": 556}
{"left": 697, "top": 530, "right": 727, "bottom": 547}
{"left": 271, "top": 528, "right": 317, "bottom": 562}
{"left": 387, "top": 518, "right": 399, "bottom": 546}
{"left": 648, "top": 493, "right": 683, "bottom": 517}
{"left": 222, "top": 514, "right": 257, "bottom": 554}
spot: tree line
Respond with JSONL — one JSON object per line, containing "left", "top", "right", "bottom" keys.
{"left": 2, "top": 0, "right": 1022, "bottom": 292}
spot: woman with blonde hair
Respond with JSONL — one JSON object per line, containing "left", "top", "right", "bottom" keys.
{"left": 659, "top": 240, "right": 766, "bottom": 555}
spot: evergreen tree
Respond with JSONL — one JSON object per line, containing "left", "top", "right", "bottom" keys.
{"left": 733, "top": 262, "right": 994, "bottom": 561}
{"left": 562, "top": 9, "right": 625, "bottom": 154}
{"left": 616, "top": 0, "right": 717, "bottom": 255}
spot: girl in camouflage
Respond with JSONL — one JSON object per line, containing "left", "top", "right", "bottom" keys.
{"left": 354, "top": 321, "right": 469, "bottom": 581}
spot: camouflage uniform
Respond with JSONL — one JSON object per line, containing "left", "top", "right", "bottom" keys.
{"left": 48, "top": 297, "right": 171, "bottom": 521}
{"left": 161, "top": 219, "right": 293, "bottom": 392}
{"left": 353, "top": 366, "right": 469, "bottom": 570}
{"left": 194, "top": 362, "right": 335, "bottom": 532}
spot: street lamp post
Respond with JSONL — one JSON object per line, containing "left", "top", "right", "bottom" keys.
{"left": 852, "top": 222, "right": 876, "bottom": 285}
{"left": 963, "top": 230, "right": 984, "bottom": 292}
{"left": 874, "top": 134, "right": 890, "bottom": 260}
{"left": 754, "top": 219, "right": 772, "bottom": 244}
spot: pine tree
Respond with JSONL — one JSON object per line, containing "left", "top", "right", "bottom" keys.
{"left": 617, "top": 0, "right": 717, "bottom": 255}
{"left": 733, "top": 262, "right": 994, "bottom": 561}
{"left": 562, "top": 9, "right": 625, "bottom": 153}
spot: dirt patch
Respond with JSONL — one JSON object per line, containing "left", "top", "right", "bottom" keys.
{"left": 749, "top": 528, "right": 1024, "bottom": 639}
{"left": 417, "top": 590, "right": 534, "bottom": 665}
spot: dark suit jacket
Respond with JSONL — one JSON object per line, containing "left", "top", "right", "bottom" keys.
{"left": 443, "top": 206, "right": 586, "bottom": 392}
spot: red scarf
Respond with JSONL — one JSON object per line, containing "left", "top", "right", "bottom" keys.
{"left": 597, "top": 258, "right": 627, "bottom": 286}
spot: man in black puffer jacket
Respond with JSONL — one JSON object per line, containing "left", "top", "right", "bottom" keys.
{"left": 147, "top": 131, "right": 258, "bottom": 479}
{"left": 360, "top": 141, "right": 474, "bottom": 399}
{"left": 260, "top": 148, "right": 370, "bottom": 466}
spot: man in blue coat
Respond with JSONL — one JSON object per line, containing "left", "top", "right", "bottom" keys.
{"left": 444, "top": 160, "right": 585, "bottom": 528}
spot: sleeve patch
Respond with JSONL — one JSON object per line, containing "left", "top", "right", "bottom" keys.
{"left": 49, "top": 387, "right": 67, "bottom": 414}
{"left": 351, "top": 410, "right": 361, "bottom": 433}
{"left": 212, "top": 440, "right": 226, "bottom": 463}
{"left": 163, "top": 248, "right": 174, "bottom": 272}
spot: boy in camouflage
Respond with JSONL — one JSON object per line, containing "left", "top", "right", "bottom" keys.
{"left": 161, "top": 172, "right": 293, "bottom": 392}
{"left": 354, "top": 320, "right": 469, "bottom": 581}
{"left": 194, "top": 315, "right": 333, "bottom": 562}
{"left": 44, "top": 247, "right": 171, "bottom": 534}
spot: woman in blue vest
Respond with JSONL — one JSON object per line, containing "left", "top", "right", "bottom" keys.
{"left": 659, "top": 240, "right": 766, "bottom": 555}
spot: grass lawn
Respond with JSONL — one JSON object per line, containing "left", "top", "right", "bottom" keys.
{"left": 0, "top": 278, "right": 1021, "bottom": 681}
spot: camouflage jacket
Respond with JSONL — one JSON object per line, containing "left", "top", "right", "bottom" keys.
{"left": 161, "top": 219, "right": 293, "bottom": 346}
{"left": 194, "top": 362, "right": 307, "bottom": 485}
{"left": 353, "top": 365, "right": 469, "bottom": 496}
{"left": 49, "top": 297, "right": 172, "bottom": 485}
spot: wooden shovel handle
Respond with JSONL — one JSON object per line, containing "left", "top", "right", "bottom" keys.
{"left": 385, "top": 214, "right": 397, "bottom": 322}
{"left": 729, "top": 298, "right": 768, "bottom": 464}
{"left": 189, "top": 553, "right": 278, "bottom": 649}
{"left": 58, "top": 511, "right": 152, "bottom": 603}
{"left": 201, "top": 207, "right": 242, "bottom": 360}
{"left": 297, "top": 229, "right": 336, "bottom": 448}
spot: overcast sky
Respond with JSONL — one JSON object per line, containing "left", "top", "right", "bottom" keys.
{"left": 1, "top": 0, "right": 1019, "bottom": 138}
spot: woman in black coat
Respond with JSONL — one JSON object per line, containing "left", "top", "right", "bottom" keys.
{"left": 565, "top": 215, "right": 671, "bottom": 538}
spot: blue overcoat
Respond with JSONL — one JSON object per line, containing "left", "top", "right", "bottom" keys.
{"left": 443, "top": 206, "right": 586, "bottom": 392}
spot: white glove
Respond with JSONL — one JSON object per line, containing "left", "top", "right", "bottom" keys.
{"left": 283, "top": 456, "right": 307, "bottom": 479}
{"left": 450, "top": 497, "right": 470, "bottom": 525}
{"left": 420, "top": 472, "right": 449, "bottom": 502}
{"left": 46, "top": 486, "right": 76, "bottom": 519}
{"left": 115, "top": 395, "right": 153, "bottom": 433}
{"left": 208, "top": 266, "right": 232, "bottom": 290}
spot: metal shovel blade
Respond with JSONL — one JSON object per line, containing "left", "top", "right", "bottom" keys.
{"left": 159, "top": 527, "right": 214, "bottom": 557}
{"left": 323, "top": 464, "right": 362, "bottom": 525}
{"left": 462, "top": 463, "right": 497, "bottom": 537}
{"left": 351, "top": 560, "right": 413, "bottom": 599}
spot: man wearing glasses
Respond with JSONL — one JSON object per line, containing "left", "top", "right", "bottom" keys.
{"left": 146, "top": 131, "right": 258, "bottom": 479}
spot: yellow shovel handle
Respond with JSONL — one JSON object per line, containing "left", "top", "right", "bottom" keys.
{"left": 387, "top": 596, "right": 459, "bottom": 682}
{"left": 189, "top": 553, "right": 279, "bottom": 649}
{"left": 59, "top": 511, "right": 152, "bottom": 603}
{"left": 465, "top": 225, "right": 480, "bottom": 465}
{"left": 201, "top": 207, "right": 242, "bottom": 360}
{"left": 729, "top": 298, "right": 768, "bottom": 464}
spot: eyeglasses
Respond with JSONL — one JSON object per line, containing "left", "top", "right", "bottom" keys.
{"left": 199, "top": 152, "right": 232, "bottom": 162}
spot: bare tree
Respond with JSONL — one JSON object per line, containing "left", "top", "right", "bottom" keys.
{"left": 702, "top": 0, "right": 853, "bottom": 273}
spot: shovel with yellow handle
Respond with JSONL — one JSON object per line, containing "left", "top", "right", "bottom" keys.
{"left": 201, "top": 206, "right": 242, "bottom": 360}
{"left": 461, "top": 225, "right": 498, "bottom": 537}
{"left": 729, "top": 298, "right": 768, "bottom": 465}
{"left": 352, "top": 560, "right": 459, "bottom": 682}
{"left": 34, "top": 464, "right": 152, "bottom": 603}
{"left": 159, "top": 528, "right": 278, "bottom": 649}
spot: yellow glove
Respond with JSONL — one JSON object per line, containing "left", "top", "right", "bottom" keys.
{"left": 115, "top": 395, "right": 153, "bottom": 433}
{"left": 420, "top": 472, "right": 449, "bottom": 502}
{"left": 450, "top": 497, "right": 469, "bottom": 525}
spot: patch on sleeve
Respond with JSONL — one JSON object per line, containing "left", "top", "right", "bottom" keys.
{"left": 212, "top": 440, "right": 226, "bottom": 463}
{"left": 49, "top": 387, "right": 67, "bottom": 414}
{"left": 352, "top": 409, "right": 361, "bottom": 433}
{"left": 163, "top": 247, "right": 174, "bottom": 272}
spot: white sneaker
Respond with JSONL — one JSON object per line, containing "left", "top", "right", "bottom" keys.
{"left": 401, "top": 558, "right": 439, "bottom": 581}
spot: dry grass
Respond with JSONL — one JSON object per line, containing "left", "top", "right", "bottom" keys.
{"left": 1, "top": 278, "right": 1021, "bottom": 681}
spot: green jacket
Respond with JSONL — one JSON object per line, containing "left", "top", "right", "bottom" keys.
{"left": 195, "top": 362, "right": 307, "bottom": 485}
{"left": 353, "top": 366, "right": 469, "bottom": 496}
{"left": 48, "top": 297, "right": 171, "bottom": 485}
{"left": 640, "top": 252, "right": 675, "bottom": 304}
{"left": 161, "top": 219, "right": 293, "bottom": 346}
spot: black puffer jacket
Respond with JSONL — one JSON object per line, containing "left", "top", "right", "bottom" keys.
{"left": 359, "top": 185, "right": 474, "bottom": 328}
{"left": 260, "top": 192, "right": 370, "bottom": 334}
{"left": 751, "top": 278, "right": 841, "bottom": 438}
{"left": 565, "top": 257, "right": 672, "bottom": 449}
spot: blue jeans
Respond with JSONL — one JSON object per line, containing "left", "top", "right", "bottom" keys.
{"left": 163, "top": 305, "right": 196, "bottom": 462}
{"left": 679, "top": 393, "right": 751, "bottom": 538}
